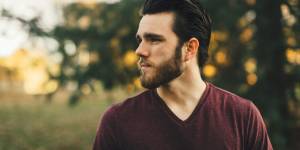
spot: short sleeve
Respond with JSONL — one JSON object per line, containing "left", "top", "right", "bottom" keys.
{"left": 93, "top": 105, "right": 121, "bottom": 150}
{"left": 245, "top": 102, "right": 273, "bottom": 150}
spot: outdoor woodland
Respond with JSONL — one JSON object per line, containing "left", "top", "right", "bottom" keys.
{"left": 1, "top": 0, "right": 300, "bottom": 149}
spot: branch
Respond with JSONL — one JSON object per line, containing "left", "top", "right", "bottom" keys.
{"left": 1, "top": 9, "right": 50, "bottom": 37}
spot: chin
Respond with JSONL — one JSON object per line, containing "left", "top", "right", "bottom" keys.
{"left": 140, "top": 77, "right": 159, "bottom": 89}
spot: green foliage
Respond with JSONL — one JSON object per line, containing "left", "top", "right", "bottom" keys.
{"left": 41, "top": 0, "right": 143, "bottom": 104}
{"left": 51, "top": 0, "right": 142, "bottom": 90}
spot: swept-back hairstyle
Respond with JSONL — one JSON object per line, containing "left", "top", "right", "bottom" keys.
{"left": 141, "top": 0, "right": 212, "bottom": 67}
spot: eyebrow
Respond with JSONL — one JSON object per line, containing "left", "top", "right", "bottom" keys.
{"left": 136, "top": 32, "right": 165, "bottom": 41}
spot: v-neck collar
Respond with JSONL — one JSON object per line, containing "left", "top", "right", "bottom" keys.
{"left": 151, "top": 82, "right": 211, "bottom": 127}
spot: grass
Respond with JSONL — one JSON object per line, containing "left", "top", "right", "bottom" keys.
{"left": 0, "top": 97, "right": 110, "bottom": 150}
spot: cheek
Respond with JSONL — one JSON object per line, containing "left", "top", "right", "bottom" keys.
{"left": 151, "top": 44, "right": 176, "bottom": 62}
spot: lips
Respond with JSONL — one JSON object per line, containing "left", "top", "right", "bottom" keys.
{"left": 139, "top": 63, "right": 151, "bottom": 71}
{"left": 140, "top": 63, "right": 151, "bottom": 67}
{"left": 138, "top": 59, "right": 152, "bottom": 70}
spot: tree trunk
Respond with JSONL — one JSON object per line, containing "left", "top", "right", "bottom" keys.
{"left": 254, "top": 0, "right": 290, "bottom": 149}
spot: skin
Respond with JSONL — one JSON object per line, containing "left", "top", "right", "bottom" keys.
{"left": 135, "top": 12, "right": 207, "bottom": 121}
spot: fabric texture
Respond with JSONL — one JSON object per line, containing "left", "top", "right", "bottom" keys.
{"left": 93, "top": 83, "right": 273, "bottom": 150}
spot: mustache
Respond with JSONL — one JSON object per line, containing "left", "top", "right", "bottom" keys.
{"left": 138, "top": 58, "right": 153, "bottom": 67}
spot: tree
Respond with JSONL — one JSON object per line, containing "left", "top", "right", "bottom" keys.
{"left": 25, "top": 0, "right": 143, "bottom": 104}
{"left": 253, "top": 0, "right": 289, "bottom": 148}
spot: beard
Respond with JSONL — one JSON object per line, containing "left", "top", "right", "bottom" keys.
{"left": 138, "top": 44, "right": 183, "bottom": 89}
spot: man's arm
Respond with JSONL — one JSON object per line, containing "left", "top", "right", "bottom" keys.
{"left": 245, "top": 102, "right": 273, "bottom": 150}
{"left": 93, "top": 106, "right": 120, "bottom": 150}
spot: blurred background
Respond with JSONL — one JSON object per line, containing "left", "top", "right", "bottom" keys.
{"left": 0, "top": 0, "right": 299, "bottom": 149}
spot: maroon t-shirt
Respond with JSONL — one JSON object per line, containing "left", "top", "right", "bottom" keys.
{"left": 93, "top": 83, "right": 273, "bottom": 150}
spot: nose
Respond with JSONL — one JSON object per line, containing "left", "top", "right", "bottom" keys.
{"left": 135, "top": 42, "right": 150, "bottom": 57}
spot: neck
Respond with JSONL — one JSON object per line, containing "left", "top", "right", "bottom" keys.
{"left": 156, "top": 64, "right": 206, "bottom": 106}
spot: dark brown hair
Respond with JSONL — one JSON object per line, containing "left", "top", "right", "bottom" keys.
{"left": 141, "top": 0, "right": 212, "bottom": 67}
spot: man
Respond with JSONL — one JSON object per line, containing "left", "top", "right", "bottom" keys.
{"left": 93, "top": 0, "right": 273, "bottom": 149}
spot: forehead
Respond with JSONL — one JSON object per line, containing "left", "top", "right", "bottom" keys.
{"left": 137, "top": 12, "right": 176, "bottom": 37}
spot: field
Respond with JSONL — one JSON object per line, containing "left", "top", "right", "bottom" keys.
{"left": 0, "top": 93, "right": 113, "bottom": 150}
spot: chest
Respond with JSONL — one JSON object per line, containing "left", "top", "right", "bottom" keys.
{"left": 118, "top": 111, "right": 243, "bottom": 150}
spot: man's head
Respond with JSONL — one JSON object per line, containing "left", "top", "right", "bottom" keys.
{"left": 136, "top": 0, "right": 212, "bottom": 89}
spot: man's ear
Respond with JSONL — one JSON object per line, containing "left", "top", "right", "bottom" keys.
{"left": 184, "top": 37, "right": 199, "bottom": 61}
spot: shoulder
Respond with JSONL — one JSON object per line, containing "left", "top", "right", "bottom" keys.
{"left": 205, "top": 83, "right": 257, "bottom": 118}
{"left": 102, "top": 90, "right": 153, "bottom": 121}
{"left": 207, "top": 83, "right": 267, "bottom": 128}
{"left": 207, "top": 83, "right": 252, "bottom": 109}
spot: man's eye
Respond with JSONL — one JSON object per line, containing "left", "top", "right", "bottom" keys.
{"left": 150, "top": 39, "right": 161, "bottom": 44}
